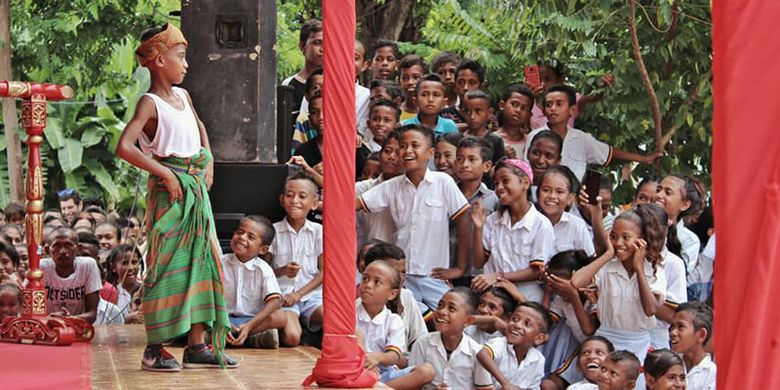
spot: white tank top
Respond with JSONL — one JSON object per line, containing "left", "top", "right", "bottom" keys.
{"left": 139, "top": 87, "right": 202, "bottom": 158}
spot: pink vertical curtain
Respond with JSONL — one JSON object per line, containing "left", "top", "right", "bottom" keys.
{"left": 712, "top": 1, "right": 780, "bottom": 388}
{"left": 303, "top": 0, "right": 377, "bottom": 387}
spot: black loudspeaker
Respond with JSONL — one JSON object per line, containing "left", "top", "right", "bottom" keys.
{"left": 181, "top": 0, "right": 277, "bottom": 163}
{"left": 209, "top": 163, "right": 289, "bottom": 249}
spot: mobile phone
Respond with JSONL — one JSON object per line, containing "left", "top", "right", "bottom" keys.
{"left": 584, "top": 170, "right": 602, "bottom": 206}
{"left": 524, "top": 65, "right": 541, "bottom": 90}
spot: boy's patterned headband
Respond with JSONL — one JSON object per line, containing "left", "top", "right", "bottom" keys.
{"left": 135, "top": 22, "right": 188, "bottom": 67}
{"left": 503, "top": 159, "right": 534, "bottom": 182}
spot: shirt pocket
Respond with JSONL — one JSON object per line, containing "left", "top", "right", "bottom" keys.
{"left": 424, "top": 197, "right": 448, "bottom": 222}
{"left": 512, "top": 235, "right": 534, "bottom": 261}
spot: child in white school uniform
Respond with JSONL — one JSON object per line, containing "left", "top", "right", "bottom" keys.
{"left": 571, "top": 205, "right": 668, "bottom": 390}
{"left": 409, "top": 287, "right": 493, "bottom": 390}
{"left": 654, "top": 174, "right": 703, "bottom": 288}
{"left": 221, "top": 216, "right": 287, "bottom": 349}
{"left": 643, "top": 348, "right": 687, "bottom": 390}
{"left": 670, "top": 302, "right": 716, "bottom": 390}
{"left": 478, "top": 301, "right": 551, "bottom": 390}
{"left": 358, "top": 124, "right": 471, "bottom": 313}
{"left": 357, "top": 261, "right": 435, "bottom": 388}
{"left": 536, "top": 166, "right": 599, "bottom": 256}
{"left": 466, "top": 284, "right": 518, "bottom": 345}
{"left": 470, "top": 159, "right": 555, "bottom": 303}
{"left": 564, "top": 335, "right": 615, "bottom": 390}
{"left": 270, "top": 172, "right": 324, "bottom": 347}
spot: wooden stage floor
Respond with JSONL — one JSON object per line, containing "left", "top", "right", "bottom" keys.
{"left": 91, "top": 325, "right": 384, "bottom": 389}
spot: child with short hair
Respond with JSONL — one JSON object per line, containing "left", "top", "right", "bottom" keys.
{"left": 360, "top": 242, "right": 428, "bottom": 350}
{"left": 643, "top": 349, "right": 686, "bottom": 390}
{"left": 409, "top": 287, "right": 493, "bottom": 389}
{"left": 563, "top": 335, "right": 615, "bottom": 390}
{"left": 466, "top": 286, "right": 516, "bottom": 344}
{"left": 369, "top": 39, "right": 400, "bottom": 81}
{"left": 471, "top": 159, "right": 555, "bottom": 303}
{"left": 478, "top": 301, "right": 552, "bottom": 390}
{"left": 523, "top": 85, "right": 660, "bottom": 181}
{"left": 282, "top": 18, "right": 323, "bottom": 121}
{"left": 118, "top": 22, "right": 236, "bottom": 371}
{"left": 222, "top": 216, "right": 288, "bottom": 349}
{"left": 402, "top": 74, "right": 459, "bottom": 136}
{"left": 356, "top": 131, "right": 403, "bottom": 248}
{"left": 398, "top": 54, "right": 428, "bottom": 121}
{"left": 358, "top": 125, "right": 471, "bottom": 313}
{"left": 434, "top": 132, "right": 462, "bottom": 178}
{"left": 270, "top": 172, "right": 324, "bottom": 347}
{"left": 536, "top": 166, "right": 596, "bottom": 256}
{"left": 0, "top": 224, "right": 23, "bottom": 246}
{"left": 597, "top": 350, "right": 642, "bottom": 390}
{"left": 462, "top": 89, "right": 506, "bottom": 165}
{"left": 369, "top": 79, "right": 404, "bottom": 106}
{"left": 359, "top": 152, "right": 381, "bottom": 180}
{"left": 364, "top": 99, "right": 400, "bottom": 152}
{"left": 0, "top": 282, "right": 22, "bottom": 321}
{"left": 291, "top": 68, "right": 323, "bottom": 153}
{"left": 3, "top": 202, "right": 24, "bottom": 226}
{"left": 440, "top": 59, "right": 487, "bottom": 129}
{"left": 41, "top": 227, "right": 101, "bottom": 324}
{"left": 357, "top": 260, "right": 436, "bottom": 388}
{"left": 430, "top": 51, "right": 461, "bottom": 108}
{"left": 571, "top": 205, "right": 668, "bottom": 389}
{"left": 669, "top": 302, "right": 716, "bottom": 390}
{"left": 496, "top": 84, "right": 535, "bottom": 159}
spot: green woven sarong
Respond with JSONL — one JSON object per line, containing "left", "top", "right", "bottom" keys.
{"left": 142, "top": 148, "right": 228, "bottom": 356}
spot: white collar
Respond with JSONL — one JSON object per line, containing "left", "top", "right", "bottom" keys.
{"left": 356, "top": 301, "right": 389, "bottom": 325}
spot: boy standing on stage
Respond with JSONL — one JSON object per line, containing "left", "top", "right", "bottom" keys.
{"left": 117, "top": 22, "right": 237, "bottom": 372}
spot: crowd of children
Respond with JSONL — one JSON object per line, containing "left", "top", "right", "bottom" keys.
{"left": 0, "top": 18, "right": 717, "bottom": 390}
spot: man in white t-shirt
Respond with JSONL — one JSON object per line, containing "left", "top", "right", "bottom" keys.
{"left": 41, "top": 227, "right": 101, "bottom": 324}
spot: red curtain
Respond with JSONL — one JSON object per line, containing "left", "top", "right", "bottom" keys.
{"left": 303, "top": 0, "right": 376, "bottom": 387}
{"left": 712, "top": 1, "right": 780, "bottom": 388}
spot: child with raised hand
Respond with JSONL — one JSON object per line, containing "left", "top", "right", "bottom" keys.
{"left": 643, "top": 349, "right": 686, "bottom": 390}
{"left": 358, "top": 125, "right": 471, "bottom": 313}
{"left": 409, "top": 287, "right": 493, "bottom": 390}
{"left": 41, "top": 227, "right": 101, "bottom": 324}
{"left": 523, "top": 84, "right": 660, "bottom": 181}
{"left": 0, "top": 282, "right": 22, "bottom": 322}
{"left": 117, "top": 22, "right": 236, "bottom": 371}
{"left": 102, "top": 244, "right": 143, "bottom": 324}
{"left": 402, "top": 74, "right": 458, "bottom": 137}
{"left": 364, "top": 99, "right": 400, "bottom": 152}
{"left": 563, "top": 336, "right": 615, "bottom": 389}
{"left": 356, "top": 131, "right": 403, "bottom": 248}
{"left": 369, "top": 39, "right": 400, "bottom": 81}
{"left": 655, "top": 174, "right": 702, "bottom": 276}
{"left": 442, "top": 136, "right": 499, "bottom": 287}
{"left": 478, "top": 301, "right": 552, "bottom": 390}
{"left": 570, "top": 205, "right": 668, "bottom": 389}
{"left": 471, "top": 159, "right": 555, "bottom": 303}
{"left": 540, "top": 250, "right": 599, "bottom": 390}
{"left": 434, "top": 132, "right": 463, "bottom": 178}
{"left": 398, "top": 55, "right": 428, "bottom": 121}
{"left": 536, "top": 166, "right": 596, "bottom": 256}
{"left": 359, "top": 242, "right": 428, "bottom": 350}
{"left": 270, "top": 172, "right": 324, "bottom": 347}
{"left": 462, "top": 89, "right": 506, "bottom": 166}
{"left": 221, "top": 216, "right": 287, "bottom": 349}
{"left": 669, "top": 302, "right": 716, "bottom": 390}
{"left": 596, "top": 351, "right": 642, "bottom": 390}
{"left": 496, "top": 84, "right": 535, "bottom": 159}
{"left": 431, "top": 51, "right": 461, "bottom": 108}
{"left": 357, "top": 260, "right": 436, "bottom": 388}
{"left": 466, "top": 286, "right": 516, "bottom": 344}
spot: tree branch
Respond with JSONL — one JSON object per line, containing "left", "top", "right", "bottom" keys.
{"left": 628, "top": 0, "right": 663, "bottom": 154}
{"left": 660, "top": 83, "right": 701, "bottom": 146}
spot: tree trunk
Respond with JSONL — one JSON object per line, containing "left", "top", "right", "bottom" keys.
{"left": 357, "top": 0, "right": 416, "bottom": 54}
{"left": 0, "top": 0, "right": 23, "bottom": 203}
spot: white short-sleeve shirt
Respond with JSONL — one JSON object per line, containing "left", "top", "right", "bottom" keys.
{"left": 549, "top": 294, "right": 596, "bottom": 342}
{"left": 269, "top": 218, "right": 323, "bottom": 301}
{"left": 482, "top": 205, "right": 555, "bottom": 302}
{"left": 677, "top": 220, "right": 701, "bottom": 276}
{"left": 484, "top": 337, "right": 546, "bottom": 390}
{"left": 552, "top": 211, "right": 596, "bottom": 256}
{"left": 567, "top": 380, "right": 598, "bottom": 389}
{"left": 360, "top": 169, "right": 469, "bottom": 275}
{"left": 655, "top": 250, "right": 687, "bottom": 333}
{"left": 465, "top": 325, "right": 502, "bottom": 345}
{"left": 356, "top": 177, "right": 396, "bottom": 248}
{"left": 594, "top": 258, "right": 667, "bottom": 332}
{"left": 41, "top": 256, "right": 102, "bottom": 315}
{"left": 409, "top": 332, "right": 492, "bottom": 389}
{"left": 686, "top": 353, "right": 716, "bottom": 390}
{"left": 357, "top": 288, "right": 427, "bottom": 350}
{"left": 356, "top": 302, "right": 406, "bottom": 360}
{"left": 220, "top": 253, "right": 282, "bottom": 317}
{"left": 522, "top": 126, "right": 612, "bottom": 180}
